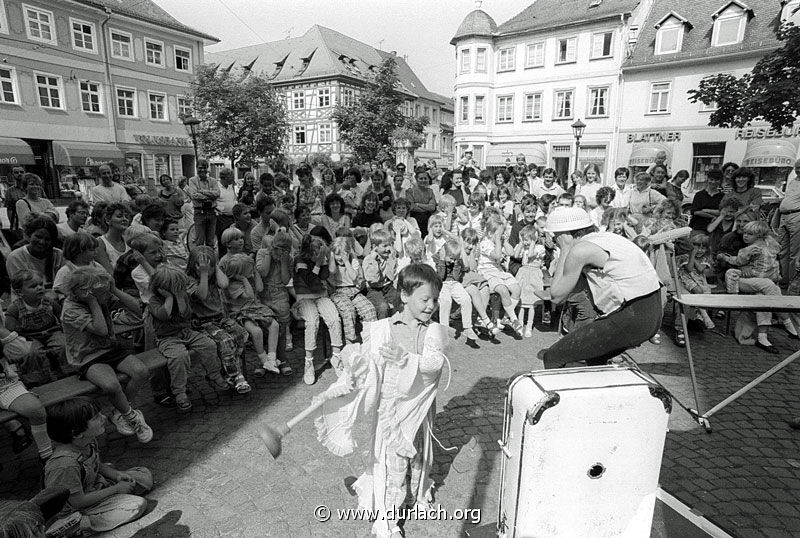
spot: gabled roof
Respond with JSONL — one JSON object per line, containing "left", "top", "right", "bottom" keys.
{"left": 711, "top": 0, "right": 754, "bottom": 19}
{"left": 205, "top": 25, "right": 448, "bottom": 104}
{"left": 72, "top": 0, "right": 219, "bottom": 42}
{"left": 654, "top": 11, "right": 693, "bottom": 29}
{"left": 496, "top": 0, "right": 641, "bottom": 35}
{"left": 626, "top": 0, "right": 781, "bottom": 68}
{"left": 450, "top": 9, "right": 498, "bottom": 45}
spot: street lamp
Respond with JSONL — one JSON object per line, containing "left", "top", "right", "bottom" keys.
{"left": 182, "top": 115, "right": 201, "bottom": 175}
{"left": 571, "top": 119, "right": 586, "bottom": 173}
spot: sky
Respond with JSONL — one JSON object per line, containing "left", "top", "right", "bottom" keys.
{"left": 157, "top": 0, "right": 534, "bottom": 96}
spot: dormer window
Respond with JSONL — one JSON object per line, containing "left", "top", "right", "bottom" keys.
{"left": 654, "top": 12, "right": 692, "bottom": 55}
{"left": 296, "top": 49, "right": 316, "bottom": 76}
{"left": 272, "top": 54, "right": 289, "bottom": 78}
{"left": 712, "top": 2, "right": 752, "bottom": 47}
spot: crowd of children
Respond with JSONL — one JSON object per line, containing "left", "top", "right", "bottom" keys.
{"left": 2, "top": 157, "right": 799, "bottom": 534}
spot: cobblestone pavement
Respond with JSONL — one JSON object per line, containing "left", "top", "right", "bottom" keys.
{"left": 1, "top": 311, "right": 799, "bottom": 537}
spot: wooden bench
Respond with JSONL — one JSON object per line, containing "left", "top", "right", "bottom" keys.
{"left": 0, "top": 349, "right": 166, "bottom": 424}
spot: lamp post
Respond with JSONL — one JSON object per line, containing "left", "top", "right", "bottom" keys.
{"left": 571, "top": 119, "right": 586, "bottom": 173}
{"left": 183, "top": 115, "right": 201, "bottom": 175}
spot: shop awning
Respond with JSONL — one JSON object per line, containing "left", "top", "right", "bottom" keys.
{"left": 742, "top": 139, "right": 798, "bottom": 168}
{"left": 628, "top": 145, "right": 671, "bottom": 167}
{"left": 485, "top": 144, "right": 547, "bottom": 167}
{"left": 52, "top": 141, "right": 124, "bottom": 167}
{"left": 0, "top": 137, "right": 35, "bottom": 166}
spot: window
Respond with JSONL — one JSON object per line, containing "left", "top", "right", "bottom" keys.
{"left": 110, "top": 30, "right": 133, "bottom": 60}
{"left": 525, "top": 42, "right": 545, "bottom": 68}
{"left": 460, "top": 96, "right": 469, "bottom": 123}
{"left": 148, "top": 92, "right": 167, "bottom": 120}
{"left": 294, "top": 125, "right": 306, "bottom": 144}
{"left": 80, "top": 81, "right": 102, "bottom": 113}
{"left": 34, "top": 73, "right": 63, "bottom": 109}
{"left": 0, "top": 0, "right": 8, "bottom": 35}
{"left": 70, "top": 18, "right": 96, "bottom": 53}
{"left": 319, "top": 123, "right": 332, "bottom": 143}
{"left": 591, "top": 31, "right": 613, "bottom": 59}
{"left": 496, "top": 95, "right": 513, "bottom": 123}
{"left": 292, "top": 91, "right": 305, "bottom": 110}
{"left": 655, "top": 22, "right": 683, "bottom": 54}
{"left": 22, "top": 5, "right": 55, "bottom": 45}
{"left": 177, "top": 96, "right": 193, "bottom": 119}
{"left": 588, "top": 87, "right": 609, "bottom": 117}
{"left": 460, "top": 49, "right": 471, "bottom": 73}
{"left": 0, "top": 67, "right": 19, "bottom": 104}
{"left": 341, "top": 88, "right": 354, "bottom": 106}
{"left": 474, "top": 96, "right": 485, "bottom": 123}
{"left": 317, "top": 88, "right": 331, "bottom": 107}
{"left": 174, "top": 46, "right": 192, "bottom": 72}
{"left": 713, "top": 7, "right": 747, "bottom": 47}
{"left": 554, "top": 89, "right": 574, "bottom": 119}
{"left": 476, "top": 48, "right": 487, "bottom": 72}
{"left": 431, "top": 109, "right": 438, "bottom": 123}
{"left": 145, "top": 39, "right": 165, "bottom": 67}
{"left": 402, "top": 100, "right": 412, "bottom": 117}
{"left": 155, "top": 154, "right": 170, "bottom": 177}
{"left": 116, "top": 87, "right": 136, "bottom": 117}
{"left": 524, "top": 93, "right": 542, "bottom": 121}
{"left": 648, "top": 82, "right": 671, "bottom": 113}
{"left": 497, "top": 47, "right": 516, "bottom": 72}
{"left": 556, "top": 37, "right": 577, "bottom": 64}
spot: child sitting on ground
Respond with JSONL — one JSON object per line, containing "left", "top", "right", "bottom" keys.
{"left": 256, "top": 229, "right": 295, "bottom": 356}
{"left": 44, "top": 397, "right": 153, "bottom": 534}
{"left": 328, "top": 236, "right": 377, "bottom": 345}
{"left": 479, "top": 215, "right": 523, "bottom": 335}
{"left": 148, "top": 265, "right": 232, "bottom": 412}
{"left": 61, "top": 266, "right": 152, "bottom": 442}
{"left": 6, "top": 270, "right": 68, "bottom": 377}
{"left": 676, "top": 233, "right": 715, "bottom": 329}
{"left": 53, "top": 233, "right": 105, "bottom": 298}
{"left": 460, "top": 228, "right": 496, "bottom": 335}
{"left": 221, "top": 253, "right": 282, "bottom": 377}
{"left": 423, "top": 214, "right": 448, "bottom": 260}
{"left": 291, "top": 235, "right": 343, "bottom": 384}
{"left": 398, "top": 236, "right": 434, "bottom": 278}
{"left": 363, "top": 228, "right": 399, "bottom": 318}
{"left": 435, "top": 238, "right": 479, "bottom": 346}
{"left": 186, "top": 247, "right": 253, "bottom": 394}
{"left": 160, "top": 218, "right": 188, "bottom": 271}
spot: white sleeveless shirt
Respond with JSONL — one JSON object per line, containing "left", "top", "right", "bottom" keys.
{"left": 580, "top": 232, "right": 660, "bottom": 314}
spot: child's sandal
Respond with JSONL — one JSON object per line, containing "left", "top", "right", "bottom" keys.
{"left": 234, "top": 375, "right": 252, "bottom": 394}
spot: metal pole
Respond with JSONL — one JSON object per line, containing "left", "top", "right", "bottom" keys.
{"left": 575, "top": 138, "right": 581, "bottom": 173}
{"left": 191, "top": 130, "right": 199, "bottom": 175}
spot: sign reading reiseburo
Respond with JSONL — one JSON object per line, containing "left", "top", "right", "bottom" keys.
{"left": 132, "top": 135, "right": 191, "bottom": 147}
{"left": 735, "top": 126, "right": 800, "bottom": 140}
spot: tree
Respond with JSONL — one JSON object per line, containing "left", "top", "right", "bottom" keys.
{"left": 333, "top": 56, "right": 428, "bottom": 163}
{"left": 688, "top": 23, "right": 800, "bottom": 130}
{"left": 189, "top": 65, "right": 288, "bottom": 167}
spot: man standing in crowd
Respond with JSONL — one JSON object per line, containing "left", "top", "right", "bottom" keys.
{"left": 532, "top": 168, "right": 565, "bottom": 199}
{"left": 215, "top": 168, "right": 238, "bottom": 256}
{"left": 91, "top": 164, "right": 131, "bottom": 204}
{"left": 406, "top": 170, "right": 437, "bottom": 237}
{"left": 186, "top": 159, "right": 220, "bottom": 247}
{"left": 778, "top": 159, "right": 800, "bottom": 284}
{"left": 5, "top": 166, "right": 26, "bottom": 230}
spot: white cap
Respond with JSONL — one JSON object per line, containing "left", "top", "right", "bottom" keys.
{"left": 544, "top": 207, "right": 594, "bottom": 233}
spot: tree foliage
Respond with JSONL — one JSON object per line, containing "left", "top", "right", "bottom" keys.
{"left": 189, "top": 65, "right": 288, "bottom": 167}
{"left": 333, "top": 56, "right": 429, "bottom": 163}
{"left": 688, "top": 23, "right": 800, "bottom": 130}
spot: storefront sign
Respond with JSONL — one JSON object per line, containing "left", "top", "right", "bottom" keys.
{"left": 626, "top": 132, "right": 681, "bottom": 143}
{"left": 0, "top": 157, "right": 19, "bottom": 165}
{"left": 742, "top": 155, "right": 794, "bottom": 167}
{"left": 85, "top": 157, "right": 110, "bottom": 166}
{"left": 132, "top": 135, "right": 191, "bottom": 147}
{"left": 735, "top": 126, "right": 800, "bottom": 140}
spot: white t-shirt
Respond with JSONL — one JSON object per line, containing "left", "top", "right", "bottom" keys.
{"left": 91, "top": 183, "right": 131, "bottom": 204}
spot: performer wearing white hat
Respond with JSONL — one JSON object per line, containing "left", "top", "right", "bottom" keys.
{"left": 541, "top": 207, "right": 662, "bottom": 368}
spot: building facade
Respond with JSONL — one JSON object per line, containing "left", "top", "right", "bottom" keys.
{"left": 451, "top": 0, "right": 651, "bottom": 183}
{"left": 205, "top": 25, "right": 454, "bottom": 171}
{"left": 618, "top": 0, "right": 797, "bottom": 191}
{"left": 0, "top": 0, "right": 216, "bottom": 200}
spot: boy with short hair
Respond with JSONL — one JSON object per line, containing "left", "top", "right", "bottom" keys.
{"left": 44, "top": 397, "right": 153, "bottom": 534}
{"left": 129, "top": 233, "right": 164, "bottom": 305}
{"left": 363, "top": 228, "right": 399, "bottom": 318}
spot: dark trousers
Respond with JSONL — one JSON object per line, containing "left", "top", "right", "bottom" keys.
{"left": 194, "top": 211, "right": 217, "bottom": 248}
{"left": 366, "top": 285, "right": 399, "bottom": 319}
{"left": 542, "top": 288, "right": 663, "bottom": 369}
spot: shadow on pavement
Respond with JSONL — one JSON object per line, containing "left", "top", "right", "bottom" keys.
{"left": 130, "top": 510, "right": 189, "bottom": 537}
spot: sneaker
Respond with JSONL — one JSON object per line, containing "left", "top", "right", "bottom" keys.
{"left": 511, "top": 320, "right": 524, "bottom": 335}
{"left": 486, "top": 321, "right": 501, "bottom": 336}
{"left": 175, "top": 393, "right": 192, "bottom": 413}
{"left": 110, "top": 410, "right": 134, "bottom": 436}
{"left": 127, "top": 409, "right": 153, "bottom": 443}
{"left": 304, "top": 359, "right": 316, "bottom": 385}
{"left": 233, "top": 375, "right": 252, "bottom": 394}
{"left": 462, "top": 327, "right": 478, "bottom": 341}
{"left": 256, "top": 353, "right": 281, "bottom": 376}
{"left": 278, "top": 360, "right": 294, "bottom": 376}
{"left": 285, "top": 334, "right": 294, "bottom": 352}
{"left": 524, "top": 328, "right": 533, "bottom": 338}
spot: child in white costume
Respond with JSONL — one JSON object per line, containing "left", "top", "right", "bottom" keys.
{"left": 314, "top": 263, "right": 451, "bottom": 538}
